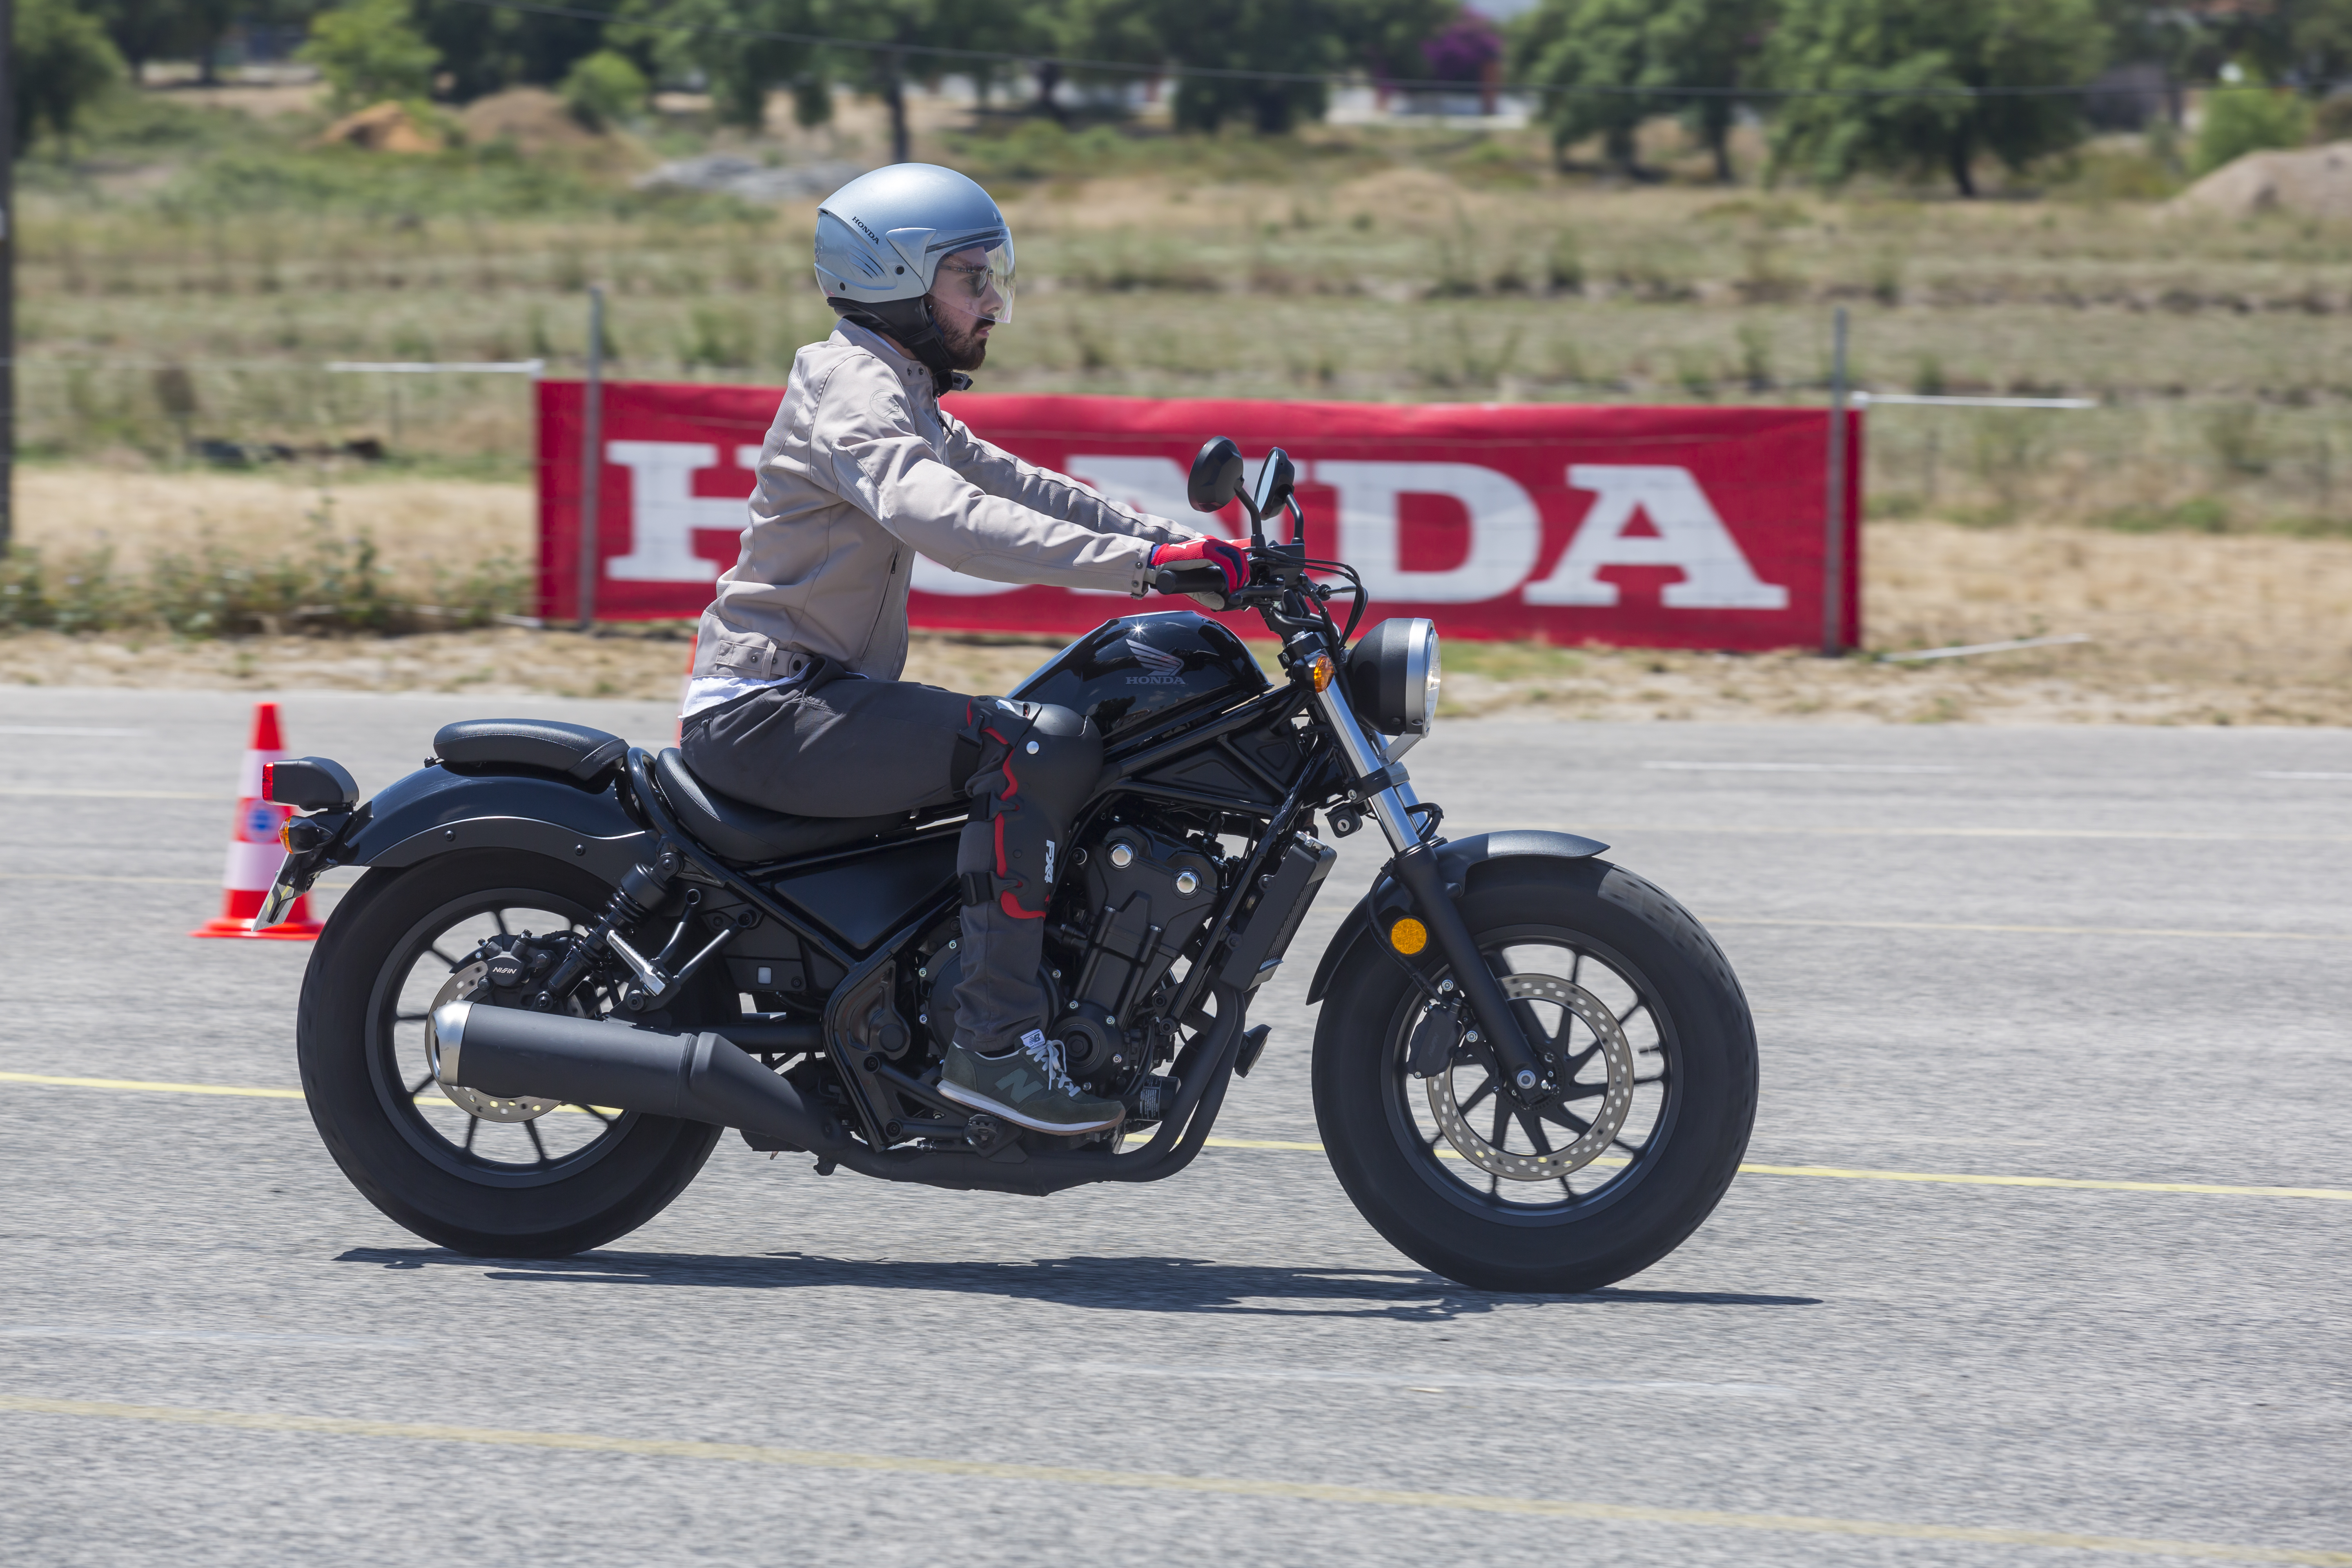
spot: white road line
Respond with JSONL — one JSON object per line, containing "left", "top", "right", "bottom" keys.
{"left": 1640, "top": 762, "right": 1962, "bottom": 775}
{"left": 0, "top": 725, "right": 149, "bottom": 736}
{"left": 0, "top": 786, "right": 231, "bottom": 800}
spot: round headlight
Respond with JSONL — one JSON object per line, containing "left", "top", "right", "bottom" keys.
{"left": 1419, "top": 627, "right": 1441, "bottom": 730}
{"left": 1344, "top": 617, "right": 1441, "bottom": 735}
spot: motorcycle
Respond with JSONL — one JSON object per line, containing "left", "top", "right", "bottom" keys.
{"left": 262, "top": 438, "right": 1757, "bottom": 1293}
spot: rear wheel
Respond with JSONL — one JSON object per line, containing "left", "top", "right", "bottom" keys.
{"left": 1314, "top": 857, "right": 1757, "bottom": 1293}
{"left": 297, "top": 851, "right": 727, "bottom": 1256}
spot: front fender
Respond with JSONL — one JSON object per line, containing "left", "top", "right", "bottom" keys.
{"left": 337, "top": 765, "right": 655, "bottom": 884}
{"left": 1304, "top": 829, "right": 1610, "bottom": 1004}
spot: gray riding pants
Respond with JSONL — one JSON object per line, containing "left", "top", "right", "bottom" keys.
{"left": 679, "top": 674, "right": 1101, "bottom": 1053}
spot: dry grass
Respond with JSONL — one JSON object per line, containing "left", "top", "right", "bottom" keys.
{"left": 9, "top": 467, "right": 2352, "bottom": 725}
{"left": 14, "top": 466, "right": 534, "bottom": 595}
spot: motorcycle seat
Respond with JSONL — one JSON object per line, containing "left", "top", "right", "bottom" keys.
{"left": 434, "top": 718, "right": 629, "bottom": 785}
{"left": 653, "top": 748, "right": 911, "bottom": 864}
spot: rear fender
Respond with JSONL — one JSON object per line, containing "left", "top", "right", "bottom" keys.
{"left": 336, "top": 764, "right": 655, "bottom": 883}
{"left": 1304, "top": 830, "right": 1610, "bottom": 1004}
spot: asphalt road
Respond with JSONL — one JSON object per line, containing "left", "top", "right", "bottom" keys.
{"left": 3, "top": 686, "right": 2349, "bottom": 1566}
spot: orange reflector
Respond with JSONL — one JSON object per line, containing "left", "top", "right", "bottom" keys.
{"left": 277, "top": 821, "right": 295, "bottom": 851}
{"left": 1389, "top": 918, "right": 1427, "bottom": 956}
{"left": 1309, "top": 654, "right": 1334, "bottom": 692}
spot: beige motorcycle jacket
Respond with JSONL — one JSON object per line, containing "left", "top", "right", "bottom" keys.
{"left": 693, "top": 321, "right": 1198, "bottom": 683}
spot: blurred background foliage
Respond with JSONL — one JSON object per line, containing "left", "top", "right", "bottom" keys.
{"left": 10, "top": 0, "right": 2352, "bottom": 606}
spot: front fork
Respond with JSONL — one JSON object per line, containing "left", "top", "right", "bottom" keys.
{"left": 1310, "top": 679, "right": 1552, "bottom": 1102}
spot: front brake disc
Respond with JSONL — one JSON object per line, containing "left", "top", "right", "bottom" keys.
{"left": 1428, "top": 973, "right": 1635, "bottom": 1181}
{"left": 428, "top": 960, "right": 563, "bottom": 1124}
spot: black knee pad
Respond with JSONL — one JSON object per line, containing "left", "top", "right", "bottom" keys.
{"left": 956, "top": 699, "right": 1101, "bottom": 917}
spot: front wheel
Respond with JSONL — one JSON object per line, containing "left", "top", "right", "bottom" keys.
{"left": 296, "top": 850, "right": 728, "bottom": 1257}
{"left": 1313, "top": 857, "right": 1757, "bottom": 1293}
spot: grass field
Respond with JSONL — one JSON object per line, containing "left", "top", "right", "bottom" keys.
{"left": 21, "top": 85, "right": 2352, "bottom": 537}
{"left": 14, "top": 82, "right": 2352, "bottom": 724}
{"left": 13, "top": 465, "right": 2352, "bottom": 725}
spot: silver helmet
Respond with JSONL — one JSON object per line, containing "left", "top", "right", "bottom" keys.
{"left": 815, "top": 163, "right": 1015, "bottom": 392}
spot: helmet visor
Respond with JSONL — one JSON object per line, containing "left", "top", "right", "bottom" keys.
{"left": 931, "top": 241, "right": 1015, "bottom": 326}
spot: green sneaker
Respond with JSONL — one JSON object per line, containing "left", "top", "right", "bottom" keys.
{"left": 941, "top": 1030, "right": 1126, "bottom": 1135}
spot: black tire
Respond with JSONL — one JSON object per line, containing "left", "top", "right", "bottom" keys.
{"left": 296, "top": 850, "right": 726, "bottom": 1257}
{"left": 1313, "top": 856, "right": 1757, "bottom": 1293}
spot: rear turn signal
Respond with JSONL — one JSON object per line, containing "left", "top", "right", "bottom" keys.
{"left": 277, "top": 820, "right": 296, "bottom": 851}
{"left": 1308, "top": 653, "right": 1334, "bottom": 692}
{"left": 1389, "top": 917, "right": 1427, "bottom": 955}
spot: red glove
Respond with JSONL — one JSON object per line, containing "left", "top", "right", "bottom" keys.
{"left": 1150, "top": 536, "right": 1250, "bottom": 597}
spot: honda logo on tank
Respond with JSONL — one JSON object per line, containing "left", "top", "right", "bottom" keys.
{"left": 537, "top": 384, "right": 1860, "bottom": 650}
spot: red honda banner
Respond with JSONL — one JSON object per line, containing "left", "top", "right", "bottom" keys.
{"left": 538, "top": 381, "right": 1860, "bottom": 649}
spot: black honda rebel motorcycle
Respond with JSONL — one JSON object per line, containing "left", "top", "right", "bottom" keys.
{"left": 264, "top": 439, "right": 1757, "bottom": 1293}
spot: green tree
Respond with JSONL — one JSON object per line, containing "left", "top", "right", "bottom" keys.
{"left": 559, "top": 47, "right": 648, "bottom": 128}
{"left": 1065, "top": 0, "right": 1334, "bottom": 133}
{"left": 1512, "top": 0, "right": 1773, "bottom": 181}
{"left": 299, "top": 0, "right": 440, "bottom": 110}
{"left": 1764, "top": 0, "right": 2111, "bottom": 196}
{"left": 2194, "top": 76, "right": 2314, "bottom": 173}
{"left": 15, "top": 0, "right": 128, "bottom": 145}
{"left": 91, "top": 0, "right": 244, "bottom": 85}
{"left": 412, "top": 0, "right": 608, "bottom": 102}
{"left": 610, "top": 0, "right": 825, "bottom": 131}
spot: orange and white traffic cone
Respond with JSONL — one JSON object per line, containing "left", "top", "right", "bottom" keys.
{"left": 190, "top": 700, "right": 323, "bottom": 941}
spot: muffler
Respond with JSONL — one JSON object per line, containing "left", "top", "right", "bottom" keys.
{"left": 430, "top": 1002, "right": 848, "bottom": 1152}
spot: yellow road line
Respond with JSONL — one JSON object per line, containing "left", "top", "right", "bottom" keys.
{"left": 6, "top": 1071, "right": 2348, "bottom": 1203}
{"left": 0, "top": 1071, "right": 307, "bottom": 1100}
{"left": 1533, "top": 820, "right": 2352, "bottom": 846}
{"left": 1700, "top": 916, "right": 2352, "bottom": 943}
{"left": 0, "top": 1395, "right": 2337, "bottom": 1564}
{"left": 1738, "top": 1163, "right": 2352, "bottom": 1200}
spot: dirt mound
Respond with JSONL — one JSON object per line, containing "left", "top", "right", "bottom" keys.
{"left": 2169, "top": 142, "right": 2352, "bottom": 220}
{"left": 317, "top": 100, "right": 441, "bottom": 154}
{"left": 456, "top": 87, "right": 601, "bottom": 154}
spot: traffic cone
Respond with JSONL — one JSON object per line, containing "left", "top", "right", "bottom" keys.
{"left": 191, "top": 701, "right": 323, "bottom": 941}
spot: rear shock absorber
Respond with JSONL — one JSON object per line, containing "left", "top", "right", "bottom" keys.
{"left": 530, "top": 844, "right": 681, "bottom": 1010}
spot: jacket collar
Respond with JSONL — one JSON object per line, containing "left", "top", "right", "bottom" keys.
{"left": 832, "top": 320, "right": 935, "bottom": 404}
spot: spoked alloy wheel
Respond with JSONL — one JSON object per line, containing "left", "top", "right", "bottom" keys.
{"left": 299, "top": 851, "right": 725, "bottom": 1257}
{"left": 1315, "top": 858, "right": 1756, "bottom": 1293}
{"left": 1396, "top": 938, "right": 1666, "bottom": 1212}
{"left": 369, "top": 891, "right": 637, "bottom": 1184}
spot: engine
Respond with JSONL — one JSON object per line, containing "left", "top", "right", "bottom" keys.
{"left": 1049, "top": 819, "right": 1222, "bottom": 1094}
{"left": 901, "top": 815, "right": 1220, "bottom": 1102}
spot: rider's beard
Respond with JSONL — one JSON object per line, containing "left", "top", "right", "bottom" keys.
{"left": 934, "top": 306, "right": 990, "bottom": 372}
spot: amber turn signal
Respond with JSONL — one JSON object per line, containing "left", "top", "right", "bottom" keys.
{"left": 1308, "top": 653, "right": 1334, "bottom": 692}
{"left": 1389, "top": 917, "right": 1427, "bottom": 955}
{"left": 277, "top": 821, "right": 296, "bottom": 851}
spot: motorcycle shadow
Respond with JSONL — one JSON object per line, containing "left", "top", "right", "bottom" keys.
{"left": 335, "top": 1248, "right": 1820, "bottom": 1318}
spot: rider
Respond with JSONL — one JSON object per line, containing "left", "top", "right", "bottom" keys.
{"left": 679, "top": 163, "right": 1249, "bottom": 1138}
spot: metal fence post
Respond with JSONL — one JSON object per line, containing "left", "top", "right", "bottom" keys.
{"left": 1822, "top": 306, "right": 1849, "bottom": 658}
{"left": 575, "top": 285, "right": 605, "bottom": 633}
{"left": 1, "top": 0, "right": 16, "bottom": 560}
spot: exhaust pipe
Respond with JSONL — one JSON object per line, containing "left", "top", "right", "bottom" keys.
{"left": 430, "top": 1002, "right": 848, "bottom": 1152}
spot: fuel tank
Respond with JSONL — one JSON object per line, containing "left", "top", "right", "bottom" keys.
{"left": 1011, "top": 612, "right": 1268, "bottom": 741}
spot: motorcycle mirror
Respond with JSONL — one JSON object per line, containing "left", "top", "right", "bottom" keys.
{"left": 1250, "top": 449, "right": 1296, "bottom": 537}
{"left": 1187, "top": 437, "right": 1246, "bottom": 514}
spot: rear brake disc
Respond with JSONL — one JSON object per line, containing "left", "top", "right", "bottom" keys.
{"left": 428, "top": 960, "right": 563, "bottom": 1124}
